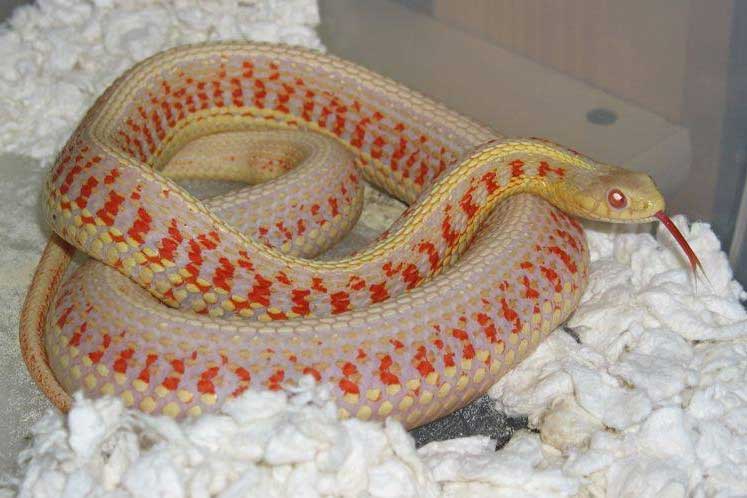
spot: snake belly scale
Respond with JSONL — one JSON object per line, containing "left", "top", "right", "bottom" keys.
{"left": 21, "top": 42, "right": 610, "bottom": 429}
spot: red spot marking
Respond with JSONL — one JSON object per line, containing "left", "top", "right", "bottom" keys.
{"left": 171, "top": 359, "right": 184, "bottom": 374}
{"left": 481, "top": 171, "right": 500, "bottom": 193}
{"left": 145, "top": 354, "right": 159, "bottom": 367}
{"left": 96, "top": 191, "right": 125, "bottom": 226}
{"left": 88, "top": 351, "right": 103, "bottom": 364}
{"left": 103, "top": 168, "right": 120, "bottom": 185}
{"left": 267, "top": 310, "right": 288, "bottom": 321}
{"left": 342, "top": 362, "right": 358, "bottom": 376}
{"left": 510, "top": 159, "right": 525, "bottom": 177}
{"left": 476, "top": 313, "right": 499, "bottom": 343}
{"left": 230, "top": 78, "right": 244, "bottom": 106}
{"left": 348, "top": 275, "right": 366, "bottom": 291}
{"left": 328, "top": 197, "right": 339, "bottom": 216}
{"left": 247, "top": 274, "right": 272, "bottom": 307}
{"left": 291, "top": 289, "right": 311, "bottom": 316}
{"left": 555, "top": 229, "right": 580, "bottom": 252}
{"left": 113, "top": 358, "right": 128, "bottom": 373}
{"left": 211, "top": 80, "right": 225, "bottom": 107}
{"left": 112, "top": 348, "right": 134, "bottom": 374}
{"left": 303, "top": 367, "right": 321, "bottom": 382}
{"left": 200, "top": 231, "right": 220, "bottom": 249}
{"left": 242, "top": 60, "right": 254, "bottom": 78}
{"left": 275, "top": 221, "right": 293, "bottom": 241}
{"left": 127, "top": 207, "right": 152, "bottom": 245}
{"left": 459, "top": 184, "right": 480, "bottom": 218}
{"left": 56, "top": 306, "right": 74, "bottom": 327}
{"left": 68, "top": 322, "right": 86, "bottom": 347}
{"left": 548, "top": 246, "right": 577, "bottom": 273}
{"left": 389, "top": 137, "right": 415, "bottom": 171}
{"left": 382, "top": 262, "right": 401, "bottom": 277}
{"left": 416, "top": 359, "right": 435, "bottom": 377}
{"left": 197, "top": 379, "right": 215, "bottom": 394}
{"left": 75, "top": 176, "right": 99, "bottom": 209}
{"left": 188, "top": 240, "right": 203, "bottom": 266}
{"left": 452, "top": 328, "right": 469, "bottom": 341}
{"left": 137, "top": 367, "right": 150, "bottom": 384}
{"left": 390, "top": 339, "right": 405, "bottom": 350}
{"left": 500, "top": 298, "right": 522, "bottom": 333}
{"left": 414, "top": 162, "right": 429, "bottom": 186}
{"left": 463, "top": 344, "right": 476, "bottom": 360}
{"left": 339, "top": 378, "right": 359, "bottom": 395}
{"left": 330, "top": 291, "right": 351, "bottom": 314}
{"left": 441, "top": 210, "right": 460, "bottom": 247}
{"left": 538, "top": 161, "right": 565, "bottom": 177}
{"left": 520, "top": 261, "right": 534, "bottom": 270}
{"left": 540, "top": 265, "right": 563, "bottom": 292}
{"left": 443, "top": 352, "right": 455, "bottom": 367}
{"left": 521, "top": 276, "right": 540, "bottom": 299}
{"left": 275, "top": 271, "right": 292, "bottom": 286}
{"left": 268, "top": 369, "right": 285, "bottom": 390}
{"left": 151, "top": 109, "right": 165, "bottom": 139}
{"left": 235, "top": 367, "right": 251, "bottom": 382}
{"left": 163, "top": 377, "right": 180, "bottom": 390}
{"left": 378, "top": 355, "right": 400, "bottom": 385}
{"left": 417, "top": 241, "right": 440, "bottom": 272}
{"left": 369, "top": 282, "right": 389, "bottom": 303}
{"left": 402, "top": 264, "right": 421, "bottom": 290}
{"left": 253, "top": 79, "right": 267, "bottom": 108}
{"left": 268, "top": 61, "right": 280, "bottom": 80}
{"left": 202, "top": 367, "right": 220, "bottom": 380}
{"left": 213, "top": 257, "right": 235, "bottom": 292}
{"left": 311, "top": 277, "right": 327, "bottom": 293}
{"left": 237, "top": 250, "right": 254, "bottom": 272}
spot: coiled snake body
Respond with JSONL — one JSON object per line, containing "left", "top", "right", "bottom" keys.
{"left": 21, "top": 43, "right": 691, "bottom": 429}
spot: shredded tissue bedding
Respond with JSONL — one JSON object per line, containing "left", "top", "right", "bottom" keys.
{"left": 1, "top": 1, "right": 747, "bottom": 497}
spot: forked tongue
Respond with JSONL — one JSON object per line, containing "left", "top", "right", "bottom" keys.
{"left": 654, "top": 211, "right": 709, "bottom": 285}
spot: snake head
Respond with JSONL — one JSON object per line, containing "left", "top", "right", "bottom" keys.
{"left": 560, "top": 163, "right": 705, "bottom": 278}
{"left": 560, "top": 164, "right": 664, "bottom": 223}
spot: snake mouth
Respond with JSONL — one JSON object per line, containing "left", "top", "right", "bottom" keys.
{"left": 654, "top": 211, "right": 705, "bottom": 276}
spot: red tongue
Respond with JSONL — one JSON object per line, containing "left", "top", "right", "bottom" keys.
{"left": 654, "top": 211, "right": 705, "bottom": 276}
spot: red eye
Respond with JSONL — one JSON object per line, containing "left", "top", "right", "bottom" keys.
{"left": 607, "top": 189, "right": 627, "bottom": 209}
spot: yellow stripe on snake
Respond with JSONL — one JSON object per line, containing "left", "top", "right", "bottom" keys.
{"left": 20, "top": 42, "right": 699, "bottom": 429}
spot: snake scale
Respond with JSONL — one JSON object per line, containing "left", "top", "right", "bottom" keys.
{"left": 20, "top": 42, "right": 699, "bottom": 429}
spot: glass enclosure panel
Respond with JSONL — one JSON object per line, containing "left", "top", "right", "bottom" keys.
{"left": 319, "top": 0, "right": 746, "bottom": 282}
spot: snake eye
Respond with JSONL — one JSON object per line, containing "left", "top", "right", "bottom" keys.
{"left": 607, "top": 188, "right": 627, "bottom": 209}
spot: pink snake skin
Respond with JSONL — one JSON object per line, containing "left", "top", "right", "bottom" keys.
{"left": 21, "top": 42, "right": 694, "bottom": 430}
